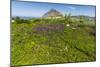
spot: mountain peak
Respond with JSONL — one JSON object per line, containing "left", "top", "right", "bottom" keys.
{"left": 50, "top": 8, "right": 58, "bottom": 12}
{"left": 42, "top": 9, "right": 63, "bottom": 18}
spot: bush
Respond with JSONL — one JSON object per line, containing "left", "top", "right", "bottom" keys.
{"left": 14, "top": 16, "right": 30, "bottom": 24}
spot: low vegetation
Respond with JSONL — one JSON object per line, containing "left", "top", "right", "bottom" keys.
{"left": 11, "top": 15, "right": 96, "bottom": 66}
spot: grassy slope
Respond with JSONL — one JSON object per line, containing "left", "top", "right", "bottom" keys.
{"left": 11, "top": 19, "right": 96, "bottom": 66}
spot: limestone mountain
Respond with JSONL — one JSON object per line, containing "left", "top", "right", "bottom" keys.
{"left": 42, "top": 9, "right": 63, "bottom": 18}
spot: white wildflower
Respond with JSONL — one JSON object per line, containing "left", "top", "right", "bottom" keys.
{"left": 65, "top": 46, "right": 68, "bottom": 51}
{"left": 66, "top": 24, "right": 70, "bottom": 27}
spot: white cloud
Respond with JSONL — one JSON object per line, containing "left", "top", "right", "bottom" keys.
{"left": 67, "top": 6, "right": 76, "bottom": 10}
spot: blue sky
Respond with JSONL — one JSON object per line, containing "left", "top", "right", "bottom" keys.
{"left": 12, "top": 0, "right": 96, "bottom": 17}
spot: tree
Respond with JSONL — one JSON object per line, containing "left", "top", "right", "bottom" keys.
{"left": 14, "top": 16, "right": 30, "bottom": 24}
{"left": 64, "top": 13, "right": 67, "bottom": 19}
{"left": 14, "top": 16, "right": 22, "bottom": 23}
{"left": 67, "top": 13, "right": 72, "bottom": 24}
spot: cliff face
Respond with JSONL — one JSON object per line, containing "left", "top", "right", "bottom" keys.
{"left": 42, "top": 9, "right": 63, "bottom": 18}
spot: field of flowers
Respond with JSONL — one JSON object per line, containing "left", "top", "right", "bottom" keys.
{"left": 11, "top": 17, "right": 96, "bottom": 66}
